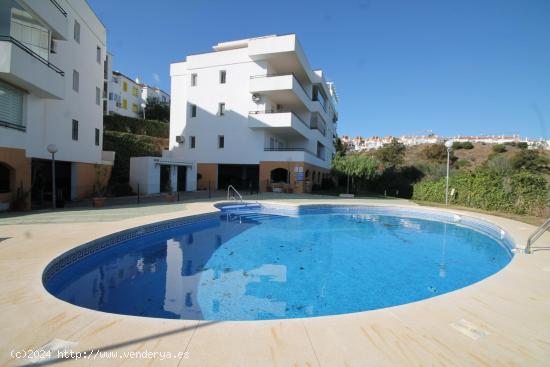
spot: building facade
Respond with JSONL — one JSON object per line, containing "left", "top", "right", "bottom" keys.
{"left": 104, "top": 54, "right": 170, "bottom": 119}
{"left": 157, "top": 34, "right": 338, "bottom": 194}
{"left": 0, "top": 0, "right": 114, "bottom": 210}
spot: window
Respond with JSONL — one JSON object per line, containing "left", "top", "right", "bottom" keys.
{"left": 96, "top": 87, "right": 100, "bottom": 105}
{"left": 132, "top": 86, "right": 138, "bottom": 97}
{"left": 190, "top": 136, "right": 196, "bottom": 149}
{"left": 74, "top": 20, "right": 80, "bottom": 43}
{"left": 0, "top": 81, "right": 24, "bottom": 129}
{"left": 123, "top": 81, "right": 128, "bottom": 92}
{"left": 95, "top": 128, "right": 100, "bottom": 146}
{"left": 72, "top": 120, "right": 79, "bottom": 140}
{"left": 122, "top": 99, "right": 128, "bottom": 109}
{"left": 220, "top": 70, "right": 226, "bottom": 84}
{"left": 190, "top": 104, "right": 197, "bottom": 118}
{"left": 96, "top": 46, "right": 101, "bottom": 63}
{"left": 108, "top": 92, "right": 113, "bottom": 100}
{"left": 218, "top": 135, "right": 224, "bottom": 149}
{"left": 218, "top": 103, "right": 225, "bottom": 116}
{"left": 72, "top": 70, "right": 79, "bottom": 92}
{"left": 190, "top": 73, "right": 197, "bottom": 86}
{"left": 132, "top": 103, "right": 138, "bottom": 113}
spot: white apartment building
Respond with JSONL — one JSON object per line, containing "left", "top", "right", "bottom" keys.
{"left": 104, "top": 53, "right": 170, "bottom": 119}
{"left": 107, "top": 70, "right": 143, "bottom": 118}
{"left": 0, "top": 0, "right": 114, "bottom": 210}
{"left": 132, "top": 34, "right": 338, "bottom": 194}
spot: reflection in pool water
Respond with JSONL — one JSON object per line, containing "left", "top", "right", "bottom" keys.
{"left": 45, "top": 209, "right": 513, "bottom": 320}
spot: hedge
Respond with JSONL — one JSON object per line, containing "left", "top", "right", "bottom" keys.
{"left": 104, "top": 115, "right": 169, "bottom": 138}
{"left": 412, "top": 170, "right": 549, "bottom": 216}
{"left": 103, "top": 131, "right": 168, "bottom": 184}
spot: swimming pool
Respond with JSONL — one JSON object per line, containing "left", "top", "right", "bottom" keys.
{"left": 44, "top": 204, "right": 515, "bottom": 320}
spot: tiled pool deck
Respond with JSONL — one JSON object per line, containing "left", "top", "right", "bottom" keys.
{"left": 1, "top": 196, "right": 549, "bottom": 366}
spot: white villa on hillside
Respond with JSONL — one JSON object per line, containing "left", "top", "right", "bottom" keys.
{"left": 0, "top": 0, "right": 114, "bottom": 210}
{"left": 130, "top": 34, "right": 338, "bottom": 194}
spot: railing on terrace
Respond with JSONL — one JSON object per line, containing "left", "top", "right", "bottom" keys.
{"left": 50, "top": 0, "right": 68, "bottom": 17}
{"left": 250, "top": 73, "right": 311, "bottom": 100}
{"left": 0, "top": 35, "right": 64, "bottom": 76}
{"left": 264, "top": 147, "right": 325, "bottom": 161}
{"left": 248, "top": 110, "right": 310, "bottom": 128}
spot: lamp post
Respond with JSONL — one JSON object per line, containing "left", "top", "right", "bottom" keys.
{"left": 444, "top": 140, "right": 453, "bottom": 206}
{"left": 47, "top": 144, "right": 58, "bottom": 209}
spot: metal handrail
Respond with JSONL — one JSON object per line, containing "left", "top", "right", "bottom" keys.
{"left": 525, "top": 217, "right": 550, "bottom": 254}
{"left": 0, "top": 36, "right": 64, "bottom": 76}
{"left": 49, "top": 0, "right": 67, "bottom": 16}
{"left": 227, "top": 185, "right": 243, "bottom": 203}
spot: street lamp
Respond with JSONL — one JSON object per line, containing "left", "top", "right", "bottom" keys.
{"left": 47, "top": 144, "right": 58, "bottom": 209}
{"left": 444, "top": 140, "right": 453, "bottom": 206}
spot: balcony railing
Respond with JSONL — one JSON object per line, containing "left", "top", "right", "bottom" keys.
{"left": 264, "top": 147, "right": 325, "bottom": 161}
{"left": 249, "top": 110, "right": 310, "bottom": 128}
{"left": 49, "top": 0, "right": 67, "bottom": 17}
{"left": 0, "top": 35, "right": 64, "bottom": 76}
{"left": 250, "top": 73, "right": 311, "bottom": 99}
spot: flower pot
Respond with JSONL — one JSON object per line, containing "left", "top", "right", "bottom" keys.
{"left": 92, "top": 197, "right": 106, "bottom": 207}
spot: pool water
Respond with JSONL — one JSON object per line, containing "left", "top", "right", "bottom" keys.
{"left": 45, "top": 207, "right": 513, "bottom": 320}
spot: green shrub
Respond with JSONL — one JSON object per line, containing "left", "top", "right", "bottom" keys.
{"left": 103, "top": 131, "right": 167, "bottom": 184}
{"left": 412, "top": 168, "right": 548, "bottom": 216}
{"left": 510, "top": 149, "right": 550, "bottom": 173}
{"left": 421, "top": 144, "right": 456, "bottom": 163}
{"left": 454, "top": 159, "right": 471, "bottom": 169}
{"left": 452, "top": 141, "right": 474, "bottom": 150}
{"left": 492, "top": 144, "right": 507, "bottom": 153}
{"left": 104, "top": 115, "right": 169, "bottom": 138}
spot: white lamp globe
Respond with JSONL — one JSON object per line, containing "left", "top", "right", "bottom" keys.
{"left": 47, "top": 144, "right": 58, "bottom": 154}
{"left": 444, "top": 140, "right": 453, "bottom": 149}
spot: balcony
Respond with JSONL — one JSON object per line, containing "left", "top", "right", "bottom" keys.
{"left": 262, "top": 147, "right": 327, "bottom": 167}
{"left": 0, "top": 36, "right": 64, "bottom": 99}
{"left": 17, "top": 0, "right": 68, "bottom": 40}
{"left": 250, "top": 74, "right": 312, "bottom": 110}
{"left": 248, "top": 111, "right": 311, "bottom": 138}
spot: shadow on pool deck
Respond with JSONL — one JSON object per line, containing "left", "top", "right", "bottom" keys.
{"left": 20, "top": 320, "right": 222, "bottom": 366}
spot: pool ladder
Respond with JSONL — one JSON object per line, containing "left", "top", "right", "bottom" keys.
{"left": 525, "top": 217, "right": 550, "bottom": 254}
{"left": 227, "top": 185, "right": 243, "bottom": 203}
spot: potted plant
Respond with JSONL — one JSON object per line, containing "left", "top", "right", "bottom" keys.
{"left": 164, "top": 179, "right": 176, "bottom": 202}
{"left": 92, "top": 165, "right": 107, "bottom": 207}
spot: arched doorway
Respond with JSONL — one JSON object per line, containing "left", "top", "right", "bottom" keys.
{"left": 270, "top": 168, "right": 289, "bottom": 183}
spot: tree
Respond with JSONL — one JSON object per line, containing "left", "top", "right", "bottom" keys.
{"left": 332, "top": 154, "right": 382, "bottom": 193}
{"left": 143, "top": 98, "right": 169, "bottom": 123}
{"left": 375, "top": 138, "right": 405, "bottom": 167}
{"left": 334, "top": 137, "right": 348, "bottom": 156}
{"left": 510, "top": 149, "right": 550, "bottom": 173}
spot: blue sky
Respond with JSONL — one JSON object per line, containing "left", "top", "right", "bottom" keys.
{"left": 89, "top": 0, "right": 550, "bottom": 138}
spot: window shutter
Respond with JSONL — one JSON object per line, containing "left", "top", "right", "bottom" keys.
{"left": 0, "top": 82, "right": 24, "bottom": 127}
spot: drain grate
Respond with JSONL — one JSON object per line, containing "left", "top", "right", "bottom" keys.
{"left": 450, "top": 319, "right": 489, "bottom": 340}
